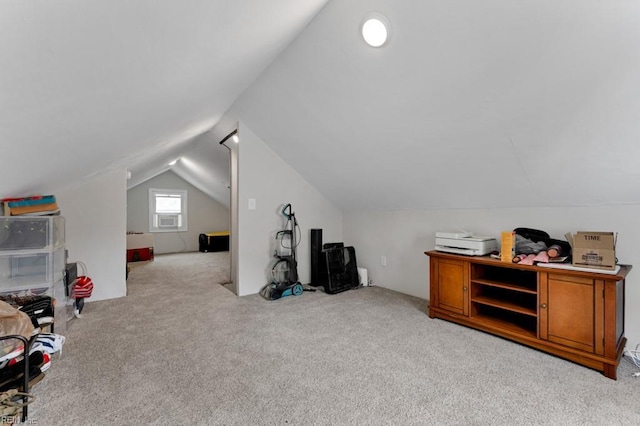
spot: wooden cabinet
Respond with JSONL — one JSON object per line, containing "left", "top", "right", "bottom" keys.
{"left": 540, "top": 274, "right": 601, "bottom": 353}
{"left": 430, "top": 257, "right": 468, "bottom": 316}
{"left": 426, "top": 251, "right": 630, "bottom": 380}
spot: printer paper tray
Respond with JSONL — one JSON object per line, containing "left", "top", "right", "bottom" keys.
{"left": 435, "top": 245, "right": 485, "bottom": 256}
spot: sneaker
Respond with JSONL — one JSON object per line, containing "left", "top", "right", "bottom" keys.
{"left": 39, "top": 352, "right": 51, "bottom": 372}
{"left": 0, "top": 344, "right": 25, "bottom": 368}
{"left": 0, "top": 351, "right": 44, "bottom": 392}
{"left": 37, "top": 316, "right": 54, "bottom": 325}
{"left": 25, "top": 348, "right": 50, "bottom": 372}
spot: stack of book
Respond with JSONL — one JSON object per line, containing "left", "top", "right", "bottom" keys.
{"left": 2, "top": 195, "right": 60, "bottom": 216}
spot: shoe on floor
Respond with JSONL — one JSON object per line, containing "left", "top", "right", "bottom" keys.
{"left": 0, "top": 344, "right": 25, "bottom": 369}
{"left": 39, "top": 352, "right": 51, "bottom": 373}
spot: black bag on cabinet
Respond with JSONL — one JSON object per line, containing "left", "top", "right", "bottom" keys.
{"left": 513, "top": 227, "right": 571, "bottom": 258}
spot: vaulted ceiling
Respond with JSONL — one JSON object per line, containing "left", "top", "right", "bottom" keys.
{"left": 2, "top": 1, "right": 640, "bottom": 212}
{"left": 0, "top": 0, "right": 328, "bottom": 202}
{"left": 231, "top": 0, "right": 640, "bottom": 210}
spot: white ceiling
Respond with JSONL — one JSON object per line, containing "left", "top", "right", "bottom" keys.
{"left": 231, "top": 0, "right": 640, "bottom": 210}
{"left": 0, "top": 0, "right": 328, "bottom": 200}
{"left": 2, "top": 0, "right": 640, "bottom": 212}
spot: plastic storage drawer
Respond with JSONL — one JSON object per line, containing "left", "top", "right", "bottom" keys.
{"left": 0, "top": 216, "right": 64, "bottom": 251}
{"left": 0, "top": 247, "right": 65, "bottom": 292}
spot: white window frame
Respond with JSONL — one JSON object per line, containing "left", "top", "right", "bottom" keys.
{"left": 149, "top": 188, "right": 188, "bottom": 233}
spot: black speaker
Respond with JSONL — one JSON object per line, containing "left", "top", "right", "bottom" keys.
{"left": 324, "top": 246, "right": 359, "bottom": 294}
{"left": 310, "top": 229, "right": 323, "bottom": 286}
{"left": 64, "top": 262, "right": 78, "bottom": 297}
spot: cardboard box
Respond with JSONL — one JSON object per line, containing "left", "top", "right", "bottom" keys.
{"left": 571, "top": 232, "right": 616, "bottom": 270}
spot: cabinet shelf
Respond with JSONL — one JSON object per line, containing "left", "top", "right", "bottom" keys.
{"left": 471, "top": 263, "right": 537, "bottom": 292}
{"left": 472, "top": 313, "right": 537, "bottom": 338}
{"left": 470, "top": 279, "right": 538, "bottom": 318}
{"left": 471, "top": 278, "right": 537, "bottom": 294}
{"left": 471, "top": 296, "right": 537, "bottom": 317}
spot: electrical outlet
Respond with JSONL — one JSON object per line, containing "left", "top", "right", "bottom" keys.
{"left": 381, "top": 255, "right": 387, "bottom": 267}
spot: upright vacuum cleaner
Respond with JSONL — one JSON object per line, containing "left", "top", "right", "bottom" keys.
{"left": 260, "top": 204, "right": 304, "bottom": 300}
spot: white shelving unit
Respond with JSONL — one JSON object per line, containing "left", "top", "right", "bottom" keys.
{"left": 0, "top": 216, "right": 67, "bottom": 332}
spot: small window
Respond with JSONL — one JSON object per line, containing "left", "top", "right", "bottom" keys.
{"left": 149, "top": 188, "right": 188, "bottom": 232}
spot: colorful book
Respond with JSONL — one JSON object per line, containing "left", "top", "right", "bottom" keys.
{"left": 9, "top": 202, "right": 59, "bottom": 215}
{"left": 7, "top": 195, "right": 56, "bottom": 208}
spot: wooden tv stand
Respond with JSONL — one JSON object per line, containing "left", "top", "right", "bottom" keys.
{"left": 426, "top": 251, "right": 631, "bottom": 379}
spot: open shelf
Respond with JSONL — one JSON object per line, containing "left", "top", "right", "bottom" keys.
{"left": 472, "top": 313, "right": 537, "bottom": 338}
{"left": 470, "top": 281, "right": 538, "bottom": 316}
{"left": 472, "top": 296, "right": 537, "bottom": 316}
{"left": 471, "top": 278, "right": 537, "bottom": 294}
{"left": 471, "top": 264, "right": 537, "bottom": 292}
{"left": 471, "top": 304, "right": 537, "bottom": 337}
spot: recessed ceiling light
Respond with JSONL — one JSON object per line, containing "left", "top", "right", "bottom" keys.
{"left": 361, "top": 13, "right": 390, "bottom": 47}
{"left": 232, "top": 134, "right": 239, "bottom": 143}
{"left": 168, "top": 159, "right": 178, "bottom": 166}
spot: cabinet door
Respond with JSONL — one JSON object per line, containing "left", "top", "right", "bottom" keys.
{"left": 539, "top": 273, "right": 603, "bottom": 354}
{"left": 431, "top": 258, "right": 469, "bottom": 316}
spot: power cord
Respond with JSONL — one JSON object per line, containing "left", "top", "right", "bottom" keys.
{"left": 623, "top": 343, "right": 640, "bottom": 377}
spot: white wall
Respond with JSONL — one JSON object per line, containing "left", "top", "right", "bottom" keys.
{"left": 127, "top": 170, "right": 229, "bottom": 254}
{"left": 236, "top": 122, "right": 343, "bottom": 296}
{"left": 230, "top": 136, "right": 239, "bottom": 291}
{"left": 343, "top": 205, "right": 640, "bottom": 350}
{"left": 56, "top": 169, "right": 127, "bottom": 302}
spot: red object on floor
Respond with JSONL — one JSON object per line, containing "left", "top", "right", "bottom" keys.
{"left": 73, "top": 276, "right": 94, "bottom": 298}
{"left": 126, "top": 247, "right": 154, "bottom": 262}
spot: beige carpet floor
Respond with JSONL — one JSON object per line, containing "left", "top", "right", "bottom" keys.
{"left": 27, "top": 251, "right": 640, "bottom": 425}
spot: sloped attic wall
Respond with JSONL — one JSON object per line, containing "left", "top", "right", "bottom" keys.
{"left": 0, "top": 0, "right": 329, "bottom": 201}
{"left": 125, "top": 130, "right": 233, "bottom": 208}
{"left": 230, "top": 0, "right": 640, "bottom": 211}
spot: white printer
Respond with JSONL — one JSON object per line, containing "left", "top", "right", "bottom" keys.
{"left": 435, "top": 232, "right": 498, "bottom": 256}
